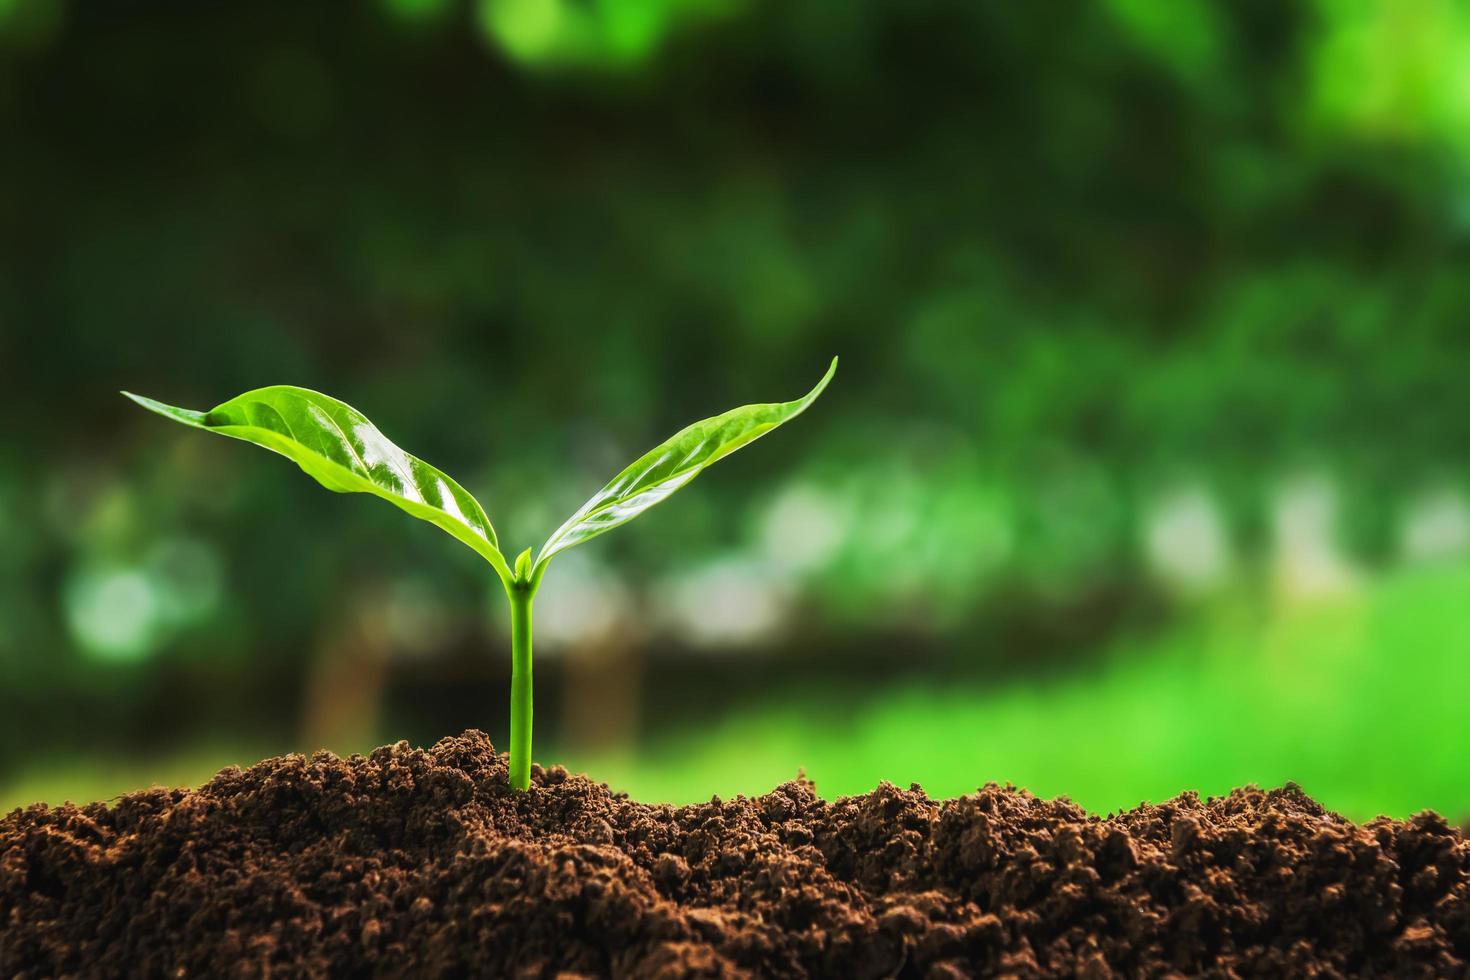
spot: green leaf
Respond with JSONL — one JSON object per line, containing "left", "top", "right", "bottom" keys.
{"left": 123, "top": 387, "right": 511, "bottom": 582}
{"left": 537, "top": 357, "right": 837, "bottom": 570}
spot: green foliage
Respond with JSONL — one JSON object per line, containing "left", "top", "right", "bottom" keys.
{"left": 126, "top": 361, "right": 836, "bottom": 788}
{"left": 476, "top": 0, "right": 734, "bottom": 68}
{"left": 7, "top": 1, "right": 1470, "bottom": 813}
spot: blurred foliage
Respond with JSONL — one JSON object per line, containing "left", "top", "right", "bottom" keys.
{"left": 572, "top": 562, "right": 1470, "bottom": 821}
{"left": 3, "top": 0, "right": 1470, "bottom": 815}
{"left": 471, "top": 0, "right": 736, "bottom": 68}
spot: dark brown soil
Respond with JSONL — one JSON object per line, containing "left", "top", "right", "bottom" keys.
{"left": 3, "top": 732, "right": 1467, "bottom": 978}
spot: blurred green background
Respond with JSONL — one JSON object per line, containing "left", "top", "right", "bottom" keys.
{"left": 4, "top": 0, "right": 1470, "bottom": 821}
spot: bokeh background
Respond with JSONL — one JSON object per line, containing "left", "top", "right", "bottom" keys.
{"left": 4, "top": 0, "right": 1470, "bottom": 820}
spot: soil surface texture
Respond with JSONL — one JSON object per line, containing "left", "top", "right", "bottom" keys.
{"left": 3, "top": 731, "right": 1468, "bottom": 978}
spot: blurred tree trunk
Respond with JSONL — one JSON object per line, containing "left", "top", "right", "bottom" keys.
{"left": 300, "top": 584, "right": 388, "bottom": 754}
{"left": 560, "top": 625, "right": 642, "bottom": 761}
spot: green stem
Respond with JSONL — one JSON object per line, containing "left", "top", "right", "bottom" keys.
{"left": 508, "top": 583, "right": 534, "bottom": 791}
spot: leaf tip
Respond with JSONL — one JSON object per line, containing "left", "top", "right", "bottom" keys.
{"left": 122, "top": 391, "right": 210, "bottom": 428}
{"left": 805, "top": 356, "right": 838, "bottom": 403}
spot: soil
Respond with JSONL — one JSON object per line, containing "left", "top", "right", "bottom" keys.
{"left": 3, "top": 732, "right": 1467, "bottom": 978}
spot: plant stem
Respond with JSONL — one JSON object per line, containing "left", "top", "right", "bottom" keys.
{"left": 508, "top": 583, "right": 534, "bottom": 791}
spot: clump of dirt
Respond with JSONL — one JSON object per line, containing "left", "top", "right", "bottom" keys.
{"left": 2, "top": 732, "right": 1467, "bottom": 978}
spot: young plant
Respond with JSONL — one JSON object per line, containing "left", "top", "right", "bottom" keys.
{"left": 124, "top": 358, "right": 836, "bottom": 790}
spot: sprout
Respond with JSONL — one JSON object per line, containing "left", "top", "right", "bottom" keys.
{"left": 124, "top": 358, "right": 836, "bottom": 790}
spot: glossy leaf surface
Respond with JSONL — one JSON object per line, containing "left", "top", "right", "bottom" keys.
{"left": 537, "top": 357, "right": 836, "bottom": 570}
{"left": 123, "top": 387, "right": 510, "bottom": 580}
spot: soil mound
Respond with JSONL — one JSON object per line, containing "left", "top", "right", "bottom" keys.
{"left": 3, "top": 731, "right": 1467, "bottom": 977}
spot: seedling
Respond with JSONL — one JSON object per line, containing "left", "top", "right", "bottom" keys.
{"left": 124, "top": 358, "right": 836, "bottom": 790}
